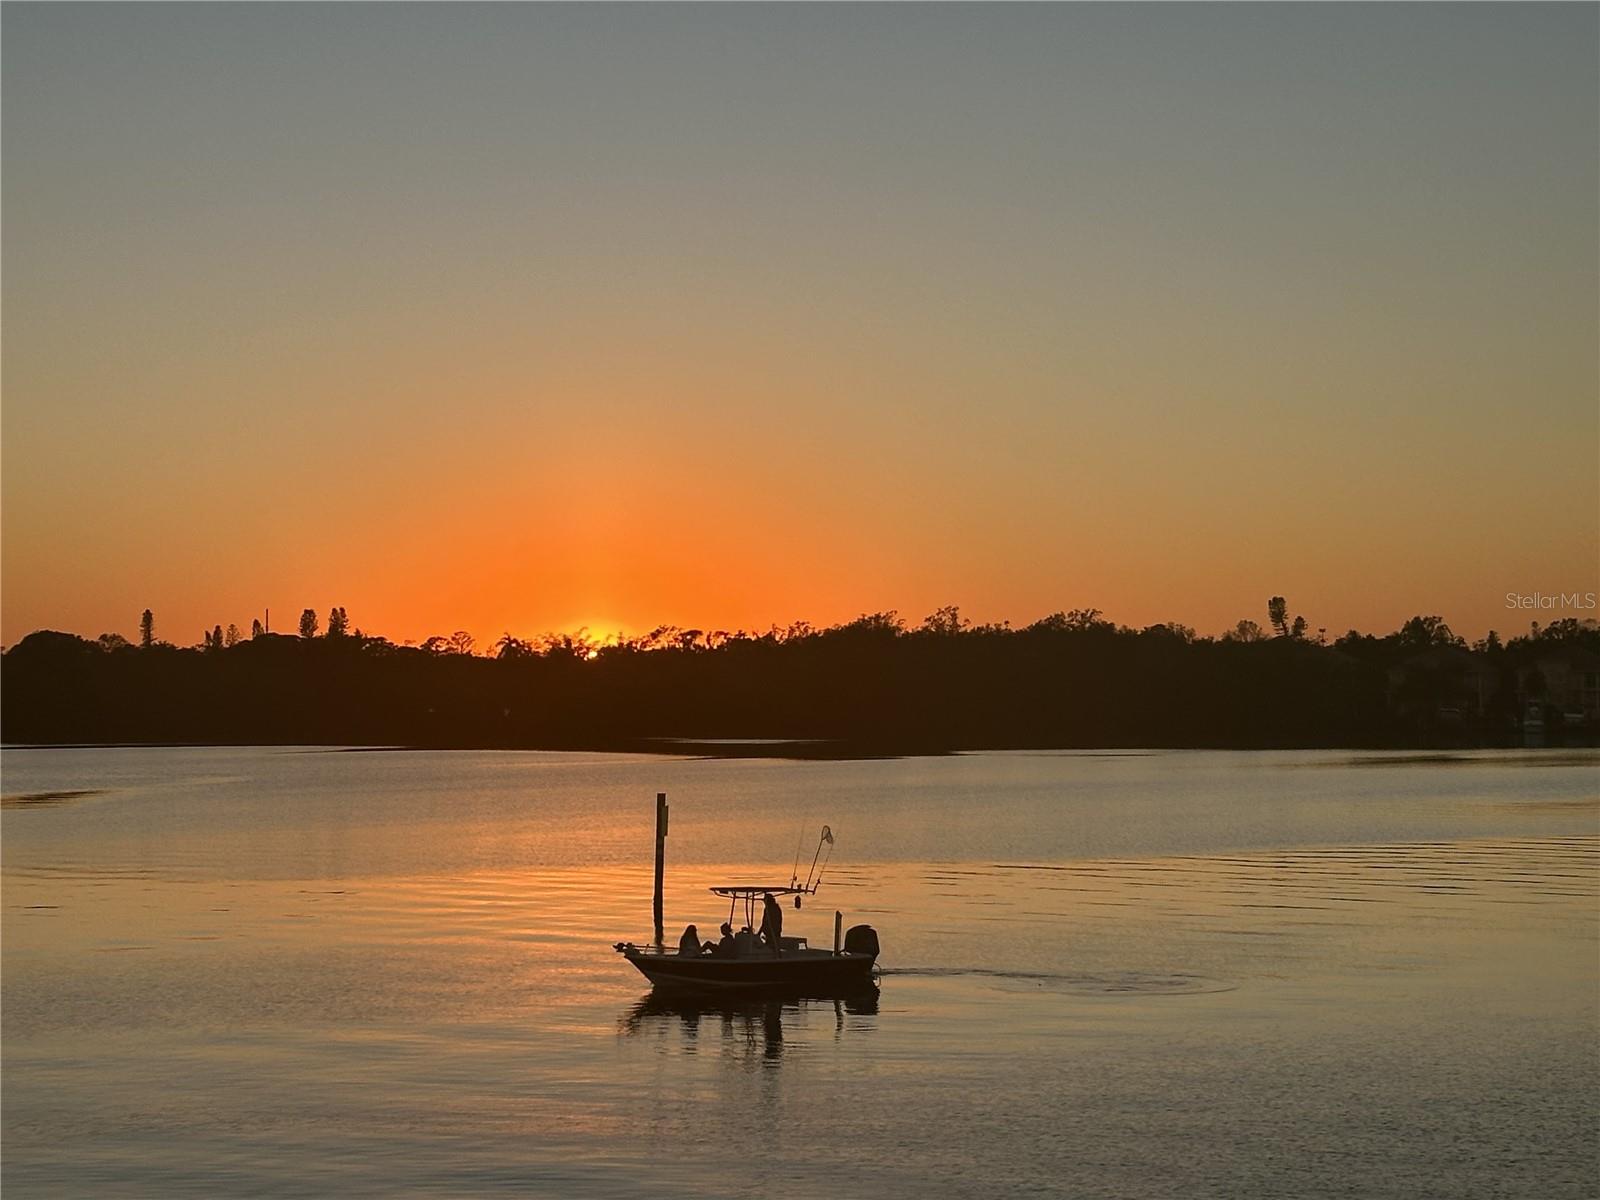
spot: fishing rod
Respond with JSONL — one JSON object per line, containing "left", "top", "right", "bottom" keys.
{"left": 802, "top": 825, "right": 834, "bottom": 894}
{"left": 791, "top": 816, "right": 810, "bottom": 891}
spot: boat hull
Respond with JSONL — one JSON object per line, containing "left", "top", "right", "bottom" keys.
{"left": 623, "top": 948, "right": 877, "bottom": 994}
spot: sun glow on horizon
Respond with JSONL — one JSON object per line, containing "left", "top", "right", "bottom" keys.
{"left": 565, "top": 620, "right": 628, "bottom": 646}
{"left": 1, "top": 5, "right": 1594, "bottom": 648}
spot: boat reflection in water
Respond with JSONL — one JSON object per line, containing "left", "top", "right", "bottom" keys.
{"left": 619, "top": 986, "right": 880, "bottom": 1064}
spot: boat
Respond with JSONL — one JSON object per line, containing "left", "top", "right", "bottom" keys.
{"left": 613, "top": 813, "right": 880, "bottom": 995}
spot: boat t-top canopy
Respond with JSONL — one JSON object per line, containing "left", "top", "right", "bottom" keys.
{"left": 712, "top": 883, "right": 817, "bottom": 929}
{"left": 703, "top": 827, "right": 836, "bottom": 930}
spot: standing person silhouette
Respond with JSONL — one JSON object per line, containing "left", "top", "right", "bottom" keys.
{"left": 760, "top": 892, "right": 783, "bottom": 957}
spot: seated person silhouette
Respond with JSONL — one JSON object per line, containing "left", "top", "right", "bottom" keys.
{"left": 678, "top": 923, "right": 706, "bottom": 956}
{"left": 713, "top": 922, "right": 738, "bottom": 957}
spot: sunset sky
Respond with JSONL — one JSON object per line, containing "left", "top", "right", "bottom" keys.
{"left": 4, "top": 4, "right": 1595, "bottom": 648}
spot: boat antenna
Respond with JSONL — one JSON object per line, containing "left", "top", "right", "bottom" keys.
{"left": 802, "top": 825, "right": 834, "bottom": 893}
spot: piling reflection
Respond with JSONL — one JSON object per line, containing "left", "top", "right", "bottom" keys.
{"left": 619, "top": 986, "right": 880, "bottom": 1063}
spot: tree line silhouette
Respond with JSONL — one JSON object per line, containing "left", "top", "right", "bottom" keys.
{"left": 4, "top": 602, "right": 1596, "bottom": 751}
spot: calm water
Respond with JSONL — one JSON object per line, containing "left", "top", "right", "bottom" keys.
{"left": 3, "top": 747, "right": 1597, "bottom": 1198}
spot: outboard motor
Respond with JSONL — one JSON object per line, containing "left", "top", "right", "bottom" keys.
{"left": 842, "top": 924, "right": 879, "bottom": 959}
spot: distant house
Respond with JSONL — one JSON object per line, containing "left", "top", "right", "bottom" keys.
{"left": 1517, "top": 645, "right": 1600, "bottom": 727}
{"left": 1385, "top": 647, "right": 1501, "bottom": 723}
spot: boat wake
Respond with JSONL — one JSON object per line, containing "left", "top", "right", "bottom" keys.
{"left": 877, "top": 966, "right": 1234, "bottom": 996}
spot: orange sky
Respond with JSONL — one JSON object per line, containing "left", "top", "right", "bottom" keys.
{"left": 3, "top": 5, "right": 1596, "bottom": 648}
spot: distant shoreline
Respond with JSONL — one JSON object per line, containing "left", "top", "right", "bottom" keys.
{"left": 6, "top": 619, "right": 1596, "bottom": 753}
{"left": 7, "top": 738, "right": 1594, "bottom": 761}
{"left": 0, "top": 738, "right": 957, "bottom": 760}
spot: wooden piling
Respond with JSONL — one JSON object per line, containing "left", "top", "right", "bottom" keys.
{"left": 653, "top": 792, "right": 668, "bottom": 946}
